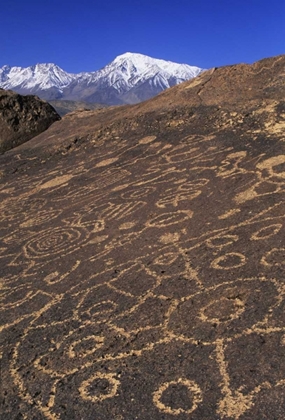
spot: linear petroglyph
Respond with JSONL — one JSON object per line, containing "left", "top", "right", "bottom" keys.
{"left": 0, "top": 54, "right": 285, "bottom": 419}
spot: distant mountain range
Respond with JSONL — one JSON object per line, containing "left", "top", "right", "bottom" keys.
{"left": 0, "top": 53, "right": 204, "bottom": 105}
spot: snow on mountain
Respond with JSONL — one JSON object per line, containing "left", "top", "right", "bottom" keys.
{"left": 0, "top": 53, "right": 205, "bottom": 105}
{"left": 0, "top": 63, "right": 75, "bottom": 93}
{"left": 83, "top": 52, "right": 203, "bottom": 93}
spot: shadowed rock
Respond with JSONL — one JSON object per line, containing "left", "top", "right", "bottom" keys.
{"left": 0, "top": 89, "right": 60, "bottom": 154}
{"left": 0, "top": 55, "right": 284, "bottom": 419}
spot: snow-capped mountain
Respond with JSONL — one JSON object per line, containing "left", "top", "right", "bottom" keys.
{"left": 0, "top": 53, "right": 205, "bottom": 105}
{"left": 0, "top": 63, "right": 76, "bottom": 100}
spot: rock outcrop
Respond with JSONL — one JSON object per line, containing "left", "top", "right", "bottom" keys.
{"left": 0, "top": 55, "right": 284, "bottom": 419}
{"left": 0, "top": 89, "right": 60, "bottom": 154}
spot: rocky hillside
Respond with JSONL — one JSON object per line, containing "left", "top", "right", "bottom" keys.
{"left": 48, "top": 99, "right": 106, "bottom": 117}
{"left": 0, "top": 55, "right": 284, "bottom": 419}
{"left": 0, "top": 89, "right": 60, "bottom": 154}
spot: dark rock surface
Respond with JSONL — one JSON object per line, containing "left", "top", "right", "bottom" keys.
{"left": 0, "top": 55, "right": 284, "bottom": 419}
{"left": 0, "top": 89, "right": 60, "bottom": 154}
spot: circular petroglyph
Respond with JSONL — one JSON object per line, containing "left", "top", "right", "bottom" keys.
{"left": 156, "top": 190, "right": 201, "bottom": 208}
{"left": 43, "top": 271, "right": 59, "bottom": 284}
{"left": 217, "top": 151, "right": 247, "bottom": 178}
{"left": 153, "top": 378, "right": 202, "bottom": 415}
{"left": 178, "top": 178, "right": 209, "bottom": 190}
{"left": 81, "top": 300, "right": 118, "bottom": 318}
{"left": 251, "top": 224, "right": 282, "bottom": 241}
{"left": 206, "top": 234, "right": 239, "bottom": 249}
{"left": 79, "top": 373, "right": 120, "bottom": 403}
{"left": 199, "top": 296, "right": 245, "bottom": 323}
{"left": 257, "top": 155, "right": 285, "bottom": 181}
{"left": 261, "top": 248, "right": 285, "bottom": 267}
{"left": 23, "top": 227, "right": 88, "bottom": 260}
{"left": 254, "top": 181, "right": 279, "bottom": 195}
{"left": 211, "top": 253, "right": 246, "bottom": 270}
{"left": 168, "top": 279, "right": 278, "bottom": 341}
{"left": 68, "top": 336, "right": 104, "bottom": 359}
{"left": 91, "top": 219, "right": 105, "bottom": 232}
{"left": 165, "top": 146, "right": 201, "bottom": 163}
{"left": 147, "top": 210, "right": 193, "bottom": 228}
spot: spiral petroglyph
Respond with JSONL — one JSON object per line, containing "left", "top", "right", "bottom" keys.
{"left": 23, "top": 226, "right": 88, "bottom": 260}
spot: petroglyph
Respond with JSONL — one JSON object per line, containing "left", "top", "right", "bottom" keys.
{"left": 0, "top": 54, "right": 285, "bottom": 419}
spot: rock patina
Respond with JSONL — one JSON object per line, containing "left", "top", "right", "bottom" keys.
{"left": 0, "top": 55, "right": 285, "bottom": 419}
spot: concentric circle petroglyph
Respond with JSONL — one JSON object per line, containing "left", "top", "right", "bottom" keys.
{"left": 168, "top": 279, "right": 278, "bottom": 341}
{"left": 23, "top": 226, "right": 89, "bottom": 260}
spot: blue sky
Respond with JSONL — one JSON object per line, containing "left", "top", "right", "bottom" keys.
{"left": 1, "top": 0, "right": 284, "bottom": 72}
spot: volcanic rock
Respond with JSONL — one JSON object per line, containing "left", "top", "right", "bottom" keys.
{"left": 0, "top": 55, "right": 284, "bottom": 419}
{"left": 0, "top": 89, "right": 60, "bottom": 154}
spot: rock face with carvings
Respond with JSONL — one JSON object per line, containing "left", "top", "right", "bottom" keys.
{"left": 0, "top": 55, "right": 285, "bottom": 419}
{"left": 0, "top": 88, "right": 60, "bottom": 154}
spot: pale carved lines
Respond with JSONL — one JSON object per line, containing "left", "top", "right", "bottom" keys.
{"left": 1, "top": 132, "right": 284, "bottom": 419}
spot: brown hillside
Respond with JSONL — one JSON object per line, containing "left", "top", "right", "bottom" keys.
{"left": 0, "top": 55, "right": 284, "bottom": 419}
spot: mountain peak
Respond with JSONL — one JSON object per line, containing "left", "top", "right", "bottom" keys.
{"left": 114, "top": 52, "right": 146, "bottom": 60}
{"left": 0, "top": 53, "right": 205, "bottom": 105}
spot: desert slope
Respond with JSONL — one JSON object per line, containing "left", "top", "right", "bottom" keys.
{"left": 0, "top": 55, "right": 284, "bottom": 419}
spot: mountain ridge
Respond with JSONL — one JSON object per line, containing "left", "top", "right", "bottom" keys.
{"left": 0, "top": 52, "right": 204, "bottom": 105}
